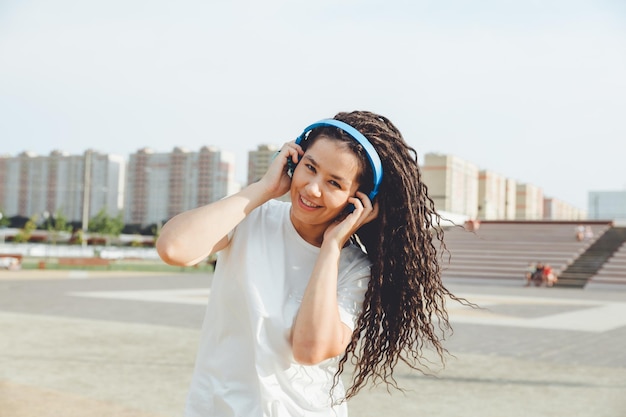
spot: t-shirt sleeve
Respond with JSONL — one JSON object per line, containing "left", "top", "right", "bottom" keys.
{"left": 336, "top": 250, "right": 371, "bottom": 332}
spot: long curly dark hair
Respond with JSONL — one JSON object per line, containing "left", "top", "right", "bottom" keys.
{"left": 303, "top": 110, "right": 465, "bottom": 400}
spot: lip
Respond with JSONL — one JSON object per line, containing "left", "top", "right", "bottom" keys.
{"left": 298, "top": 194, "right": 322, "bottom": 211}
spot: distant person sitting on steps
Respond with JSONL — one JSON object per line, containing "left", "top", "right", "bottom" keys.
{"left": 524, "top": 262, "right": 536, "bottom": 287}
{"left": 531, "top": 262, "right": 545, "bottom": 286}
{"left": 543, "top": 264, "right": 557, "bottom": 287}
{"left": 575, "top": 225, "right": 585, "bottom": 241}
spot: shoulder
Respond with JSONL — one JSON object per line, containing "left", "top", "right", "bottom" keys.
{"left": 254, "top": 199, "right": 290, "bottom": 222}
{"left": 237, "top": 199, "right": 290, "bottom": 234}
{"left": 264, "top": 198, "right": 291, "bottom": 213}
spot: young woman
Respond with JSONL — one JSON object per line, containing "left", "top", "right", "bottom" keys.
{"left": 157, "top": 110, "right": 462, "bottom": 417}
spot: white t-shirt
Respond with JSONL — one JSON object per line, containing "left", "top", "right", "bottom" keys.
{"left": 185, "top": 200, "right": 371, "bottom": 417}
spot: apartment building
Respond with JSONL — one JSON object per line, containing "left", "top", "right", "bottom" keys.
{"left": 124, "top": 146, "right": 239, "bottom": 226}
{"left": 247, "top": 144, "right": 279, "bottom": 185}
{"left": 544, "top": 197, "right": 587, "bottom": 220}
{"left": 515, "top": 183, "right": 544, "bottom": 220}
{"left": 1, "top": 143, "right": 595, "bottom": 227}
{"left": 247, "top": 144, "right": 293, "bottom": 202}
{"left": 477, "top": 170, "right": 509, "bottom": 220}
{"left": 422, "top": 153, "right": 479, "bottom": 219}
{"left": 504, "top": 178, "right": 517, "bottom": 220}
{"left": 0, "top": 150, "right": 125, "bottom": 222}
{"left": 588, "top": 191, "right": 626, "bottom": 221}
{"left": 420, "top": 151, "right": 590, "bottom": 221}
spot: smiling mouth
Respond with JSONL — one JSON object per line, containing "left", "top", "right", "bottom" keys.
{"left": 300, "top": 195, "right": 321, "bottom": 208}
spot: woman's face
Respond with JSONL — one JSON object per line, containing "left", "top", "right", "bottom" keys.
{"left": 289, "top": 136, "right": 362, "bottom": 235}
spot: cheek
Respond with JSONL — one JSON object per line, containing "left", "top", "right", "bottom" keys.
{"left": 289, "top": 173, "right": 305, "bottom": 193}
{"left": 327, "top": 191, "right": 352, "bottom": 209}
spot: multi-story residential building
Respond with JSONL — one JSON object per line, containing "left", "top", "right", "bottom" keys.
{"left": 420, "top": 152, "right": 587, "bottom": 221}
{"left": 419, "top": 153, "right": 580, "bottom": 222}
{"left": 247, "top": 144, "right": 292, "bottom": 202}
{"left": 588, "top": 191, "right": 626, "bottom": 222}
{"left": 422, "top": 153, "right": 479, "bottom": 219}
{"left": 544, "top": 198, "right": 586, "bottom": 220}
{"left": 124, "top": 146, "right": 239, "bottom": 226}
{"left": 1, "top": 142, "right": 594, "bottom": 229}
{"left": 247, "top": 144, "right": 279, "bottom": 185}
{"left": 515, "top": 183, "right": 544, "bottom": 220}
{"left": 0, "top": 150, "right": 125, "bottom": 223}
{"left": 477, "top": 170, "right": 508, "bottom": 220}
{"left": 504, "top": 178, "right": 517, "bottom": 220}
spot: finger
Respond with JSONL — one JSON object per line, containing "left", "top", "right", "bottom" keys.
{"left": 354, "top": 193, "right": 378, "bottom": 224}
{"left": 279, "top": 141, "right": 303, "bottom": 154}
{"left": 273, "top": 148, "right": 295, "bottom": 166}
{"left": 368, "top": 201, "right": 380, "bottom": 221}
{"left": 357, "top": 191, "right": 374, "bottom": 209}
{"left": 279, "top": 143, "right": 303, "bottom": 165}
{"left": 347, "top": 196, "right": 363, "bottom": 214}
{"left": 353, "top": 192, "right": 375, "bottom": 215}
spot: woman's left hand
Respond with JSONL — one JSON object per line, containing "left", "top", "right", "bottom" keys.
{"left": 323, "top": 191, "right": 379, "bottom": 249}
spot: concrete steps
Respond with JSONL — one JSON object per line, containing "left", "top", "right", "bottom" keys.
{"left": 439, "top": 221, "right": 613, "bottom": 286}
{"left": 586, "top": 239, "right": 626, "bottom": 290}
{"left": 556, "top": 227, "right": 626, "bottom": 288}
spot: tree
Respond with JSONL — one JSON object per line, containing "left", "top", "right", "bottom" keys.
{"left": 13, "top": 215, "right": 38, "bottom": 243}
{"left": 0, "top": 210, "right": 9, "bottom": 228}
{"left": 88, "top": 209, "right": 124, "bottom": 245}
{"left": 45, "top": 210, "right": 72, "bottom": 244}
{"left": 72, "top": 229, "right": 85, "bottom": 246}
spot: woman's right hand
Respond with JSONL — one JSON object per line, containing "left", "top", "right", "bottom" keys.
{"left": 258, "top": 141, "right": 303, "bottom": 199}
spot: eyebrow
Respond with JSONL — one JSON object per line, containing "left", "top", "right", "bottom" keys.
{"left": 303, "top": 155, "right": 349, "bottom": 183}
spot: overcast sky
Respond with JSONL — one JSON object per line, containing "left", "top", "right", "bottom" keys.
{"left": 1, "top": 0, "right": 625, "bottom": 210}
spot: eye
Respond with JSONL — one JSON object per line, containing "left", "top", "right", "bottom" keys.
{"left": 305, "top": 164, "right": 316, "bottom": 172}
{"left": 329, "top": 180, "right": 341, "bottom": 189}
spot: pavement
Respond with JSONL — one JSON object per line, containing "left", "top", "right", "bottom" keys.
{"left": 1, "top": 269, "right": 625, "bottom": 417}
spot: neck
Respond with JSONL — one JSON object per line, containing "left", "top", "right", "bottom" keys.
{"left": 289, "top": 211, "right": 326, "bottom": 247}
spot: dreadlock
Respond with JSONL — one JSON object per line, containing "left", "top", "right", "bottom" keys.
{"left": 306, "top": 110, "right": 465, "bottom": 400}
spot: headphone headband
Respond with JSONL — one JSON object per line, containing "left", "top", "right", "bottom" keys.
{"left": 296, "top": 119, "right": 383, "bottom": 200}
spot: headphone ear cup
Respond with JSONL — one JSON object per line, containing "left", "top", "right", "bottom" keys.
{"left": 287, "top": 159, "right": 297, "bottom": 177}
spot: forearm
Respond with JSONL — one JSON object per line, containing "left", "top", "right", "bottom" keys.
{"left": 291, "top": 244, "right": 351, "bottom": 365}
{"left": 156, "top": 181, "right": 270, "bottom": 266}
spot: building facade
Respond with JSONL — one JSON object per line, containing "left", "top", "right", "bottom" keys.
{"left": 1, "top": 143, "right": 595, "bottom": 228}
{"left": 544, "top": 197, "right": 586, "bottom": 220}
{"left": 504, "top": 178, "right": 517, "bottom": 220}
{"left": 124, "top": 146, "right": 238, "bottom": 226}
{"left": 477, "top": 170, "right": 509, "bottom": 220}
{"left": 0, "top": 150, "right": 125, "bottom": 223}
{"left": 247, "top": 144, "right": 292, "bottom": 202}
{"left": 422, "top": 153, "right": 479, "bottom": 219}
{"left": 515, "top": 183, "right": 544, "bottom": 220}
{"left": 588, "top": 191, "right": 626, "bottom": 222}
{"left": 420, "top": 153, "right": 583, "bottom": 221}
{"left": 247, "top": 144, "right": 279, "bottom": 185}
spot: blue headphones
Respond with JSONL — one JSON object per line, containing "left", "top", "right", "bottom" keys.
{"left": 294, "top": 119, "right": 383, "bottom": 201}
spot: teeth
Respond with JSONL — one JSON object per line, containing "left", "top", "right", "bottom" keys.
{"left": 301, "top": 196, "right": 319, "bottom": 208}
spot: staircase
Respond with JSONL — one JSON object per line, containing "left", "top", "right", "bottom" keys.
{"left": 556, "top": 227, "right": 626, "bottom": 288}
{"left": 439, "top": 221, "right": 611, "bottom": 286}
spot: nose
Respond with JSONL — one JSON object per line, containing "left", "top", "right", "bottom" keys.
{"left": 304, "top": 179, "right": 322, "bottom": 198}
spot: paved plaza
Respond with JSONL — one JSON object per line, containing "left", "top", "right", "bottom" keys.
{"left": 1, "top": 270, "right": 625, "bottom": 417}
